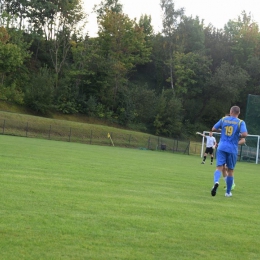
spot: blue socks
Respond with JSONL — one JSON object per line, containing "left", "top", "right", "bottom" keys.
{"left": 226, "top": 176, "right": 233, "bottom": 194}
{"left": 213, "top": 170, "right": 233, "bottom": 194}
{"left": 214, "top": 170, "right": 221, "bottom": 183}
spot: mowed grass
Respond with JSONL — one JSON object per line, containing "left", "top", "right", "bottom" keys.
{"left": 1, "top": 135, "right": 260, "bottom": 260}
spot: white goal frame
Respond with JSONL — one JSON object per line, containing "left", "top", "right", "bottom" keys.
{"left": 200, "top": 131, "right": 260, "bottom": 164}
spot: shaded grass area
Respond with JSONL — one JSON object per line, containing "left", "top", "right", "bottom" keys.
{"left": 0, "top": 101, "right": 212, "bottom": 155}
{"left": 0, "top": 109, "right": 152, "bottom": 147}
{"left": 0, "top": 109, "right": 192, "bottom": 153}
{"left": 1, "top": 135, "right": 259, "bottom": 259}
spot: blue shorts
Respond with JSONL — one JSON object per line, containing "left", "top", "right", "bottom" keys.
{"left": 216, "top": 150, "right": 237, "bottom": 170}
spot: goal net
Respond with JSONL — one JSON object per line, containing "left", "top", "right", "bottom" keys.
{"left": 200, "top": 131, "right": 260, "bottom": 164}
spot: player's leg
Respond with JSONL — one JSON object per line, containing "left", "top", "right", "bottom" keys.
{"left": 202, "top": 149, "right": 209, "bottom": 164}
{"left": 225, "top": 153, "right": 237, "bottom": 197}
{"left": 210, "top": 148, "right": 214, "bottom": 165}
{"left": 231, "top": 167, "right": 236, "bottom": 190}
{"left": 223, "top": 164, "right": 227, "bottom": 188}
{"left": 211, "top": 150, "right": 225, "bottom": 196}
{"left": 225, "top": 168, "right": 234, "bottom": 197}
{"left": 211, "top": 166, "right": 223, "bottom": 196}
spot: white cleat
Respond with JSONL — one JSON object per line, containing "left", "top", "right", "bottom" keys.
{"left": 225, "top": 192, "right": 232, "bottom": 197}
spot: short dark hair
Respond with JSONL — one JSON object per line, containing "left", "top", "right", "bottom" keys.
{"left": 230, "top": 106, "right": 240, "bottom": 115}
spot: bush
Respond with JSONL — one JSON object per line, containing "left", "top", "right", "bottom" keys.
{"left": 24, "top": 67, "right": 54, "bottom": 114}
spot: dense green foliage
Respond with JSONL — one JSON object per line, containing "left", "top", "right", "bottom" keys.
{"left": 1, "top": 0, "right": 260, "bottom": 137}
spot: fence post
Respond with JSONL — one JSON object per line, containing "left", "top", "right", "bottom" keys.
{"left": 129, "top": 134, "right": 131, "bottom": 145}
{"left": 90, "top": 130, "right": 92, "bottom": 144}
{"left": 184, "top": 141, "right": 190, "bottom": 155}
{"left": 69, "top": 127, "right": 72, "bottom": 142}
{"left": 148, "top": 136, "right": 151, "bottom": 149}
{"left": 26, "top": 122, "right": 28, "bottom": 137}
{"left": 48, "top": 125, "right": 51, "bottom": 139}
{"left": 173, "top": 140, "right": 176, "bottom": 152}
{"left": 239, "top": 145, "right": 243, "bottom": 162}
{"left": 3, "top": 119, "right": 5, "bottom": 134}
{"left": 110, "top": 132, "right": 113, "bottom": 146}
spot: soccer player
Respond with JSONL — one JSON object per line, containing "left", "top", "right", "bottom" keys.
{"left": 196, "top": 131, "right": 216, "bottom": 165}
{"left": 210, "top": 106, "right": 248, "bottom": 197}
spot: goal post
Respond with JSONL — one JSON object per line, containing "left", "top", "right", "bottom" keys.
{"left": 200, "top": 131, "right": 260, "bottom": 164}
{"left": 239, "top": 134, "right": 260, "bottom": 164}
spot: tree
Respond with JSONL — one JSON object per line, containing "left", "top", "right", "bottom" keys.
{"left": 204, "top": 26, "right": 232, "bottom": 71}
{"left": 0, "top": 27, "right": 30, "bottom": 84}
{"left": 176, "top": 16, "right": 205, "bottom": 53}
{"left": 149, "top": 33, "right": 170, "bottom": 92}
{"left": 160, "top": 0, "right": 184, "bottom": 91}
{"left": 128, "top": 15, "right": 155, "bottom": 90}
{"left": 0, "top": 26, "right": 31, "bottom": 104}
{"left": 154, "top": 89, "right": 183, "bottom": 137}
{"left": 207, "top": 61, "right": 249, "bottom": 121}
{"left": 173, "top": 51, "right": 212, "bottom": 96}
{"left": 224, "top": 11, "right": 260, "bottom": 66}
{"left": 46, "top": 1, "right": 86, "bottom": 88}
{"left": 138, "top": 14, "right": 154, "bottom": 44}
{"left": 97, "top": 9, "right": 151, "bottom": 106}
{"left": 131, "top": 84, "right": 158, "bottom": 130}
{"left": 94, "top": 0, "right": 123, "bottom": 18}
{"left": 1, "top": 0, "right": 87, "bottom": 89}
{"left": 235, "top": 57, "right": 260, "bottom": 116}
{"left": 244, "top": 57, "right": 260, "bottom": 95}
{"left": 69, "top": 36, "right": 110, "bottom": 112}
{"left": 0, "top": 41, "right": 23, "bottom": 84}
{"left": 172, "top": 51, "right": 212, "bottom": 124}
{"left": 0, "top": 0, "right": 30, "bottom": 30}
{"left": 24, "top": 66, "right": 54, "bottom": 114}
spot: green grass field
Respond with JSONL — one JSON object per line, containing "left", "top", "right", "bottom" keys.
{"left": 1, "top": 135, "right": 260, "bottom": 260}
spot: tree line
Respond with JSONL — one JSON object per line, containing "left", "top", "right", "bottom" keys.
{"left": 0, "top": 0, "right": 260, "bottom": 138}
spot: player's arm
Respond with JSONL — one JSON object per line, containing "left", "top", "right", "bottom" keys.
{"left": 240, "top": 132, "right": 248, "bottom": 138}
{"left": 238, "top": 138, "right": 246, "bottom": 145}
{"left": 212, "top": 118, "right": 222, "bottom": 133}
{"left": 238, "top": 121, "right": 247, "bottom": 145}
{"left": 212, "top": 126, "right": 222, "bottom": 133}
{"left": 212, "top": 137, "right": 217, "bottom": 149}
{"left": 196, "top": 132, "right": 206, "bottom": 137}
{"left": 239, "top": 121, "right": 248, "bottom": 138}
{"left": 239, "top": 131, "right": 247, "bottom": 145}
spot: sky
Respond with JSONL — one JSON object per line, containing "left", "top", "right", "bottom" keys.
{"left": 83, "top": 0, "right": 260, "bottom": 37}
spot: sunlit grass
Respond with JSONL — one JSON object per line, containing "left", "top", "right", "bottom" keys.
{"left": 1, "top": 135, "right": 259, "bottom": 259}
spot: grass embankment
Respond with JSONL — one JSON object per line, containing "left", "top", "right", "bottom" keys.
{"left": 0, "top": 101, "right": 201, "bottom": 154}
{"left": 0, "top": 109, "right": 162, "bottom": 149}
{"left": 1, "top": 135, "right": 259, "bottom": 260}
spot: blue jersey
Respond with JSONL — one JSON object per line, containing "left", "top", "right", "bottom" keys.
{"left": 213, "top": 116, "right": 247, "bottom": 154}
